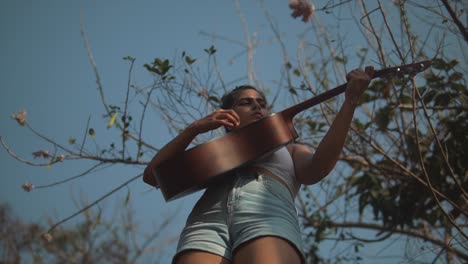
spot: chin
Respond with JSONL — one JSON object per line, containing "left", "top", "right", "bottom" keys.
{"left": 245, "top": 117, "right": 262, "bottom": 125}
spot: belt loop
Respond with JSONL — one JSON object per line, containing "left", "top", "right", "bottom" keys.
{"left": 256, "top": 172, "right": 262, "bottom": 181}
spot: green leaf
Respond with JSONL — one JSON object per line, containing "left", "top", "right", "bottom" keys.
{"left": 375, "top": 106, "right": 393, "bottom": 131}
{"left": 125, "top": 189, "right": 131, "bottom": 206}
{"left": 144, "top": 63, "right": 160, "bottom": 75}
{"left": 68, "top": 138, "right": 76, "bottom": 144}
{"left": 293, "top": 69, "right": 301, "bottom": 77}
{"left": 288, "top": 87, "right": 297, "bottom": 95}
{"left": 449, "top": 72, "right": 463, "bottom": 82}
{"left": 447, "top": 59, "right": 459, "bottom": 69}
{"left": 185, "top": 56, "right": 196, "bottom": 65}
{"left": 109, "top": 105, "right": 121, "bottom": 111}
{"left": 434, "top": 93, "right": 452, "bottom": 107}
{"left": 122, "top": 55, "right": 135, "bottom": 61}
{"left": 88, "top": 128, "right": 95, "bottom": 138}
{"left": 450, "top": 82, "right": 465, "bottom": 92}
{"left": 334, "top": 56, "right": 347, "bottom": 64}
{"left": 354, "top": 244, "right": 361, "bottom": 253}
{"left": 353, "top": 119, "right": 365, "bottom": 131}
{"left": 107, "top": 112, "right": 118, "bottom": 129}
{"left": 204, "top": 45, "right": 217, "bottom": 55}
{"left": 208, "top": 96, "right": 219, "bottom": 103}
{"left": 144, "top": 58, "right": 173, "bottom": 77}
{"left": 358, "top": 92, "right": 373, "bottom": 104}
{"left": 400, "top": 95, "right": 412, "bottom": 105}
{"left": 423, "top": 90, "right": 437, "bottom": 104}
{"left": 431, "top": 58, "right": 446, "bottom": 70}
{"left": 92, "top": 207, "right": 102, "bottom": 229}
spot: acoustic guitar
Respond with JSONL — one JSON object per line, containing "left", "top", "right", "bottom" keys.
{"left": 144, "top": 60, "right": 432, "bottom": 201}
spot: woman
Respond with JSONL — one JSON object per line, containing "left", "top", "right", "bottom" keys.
{"left": 144, "top": 67, "right": 374, "bottom": 264}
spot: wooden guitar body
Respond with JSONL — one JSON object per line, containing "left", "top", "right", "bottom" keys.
{"left": 154, "top": 112, "right": 298, "bottom": 201}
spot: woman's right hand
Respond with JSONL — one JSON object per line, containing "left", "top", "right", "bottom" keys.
{"left": 189, "top": 109, "right": 240, "bottom": 134}
{"left": 144, "top": 109, "right": 240, "bottom": 186}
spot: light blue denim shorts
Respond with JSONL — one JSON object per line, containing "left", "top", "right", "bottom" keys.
{"left": 174, "top": 170, "right": 305, "bottom": 262}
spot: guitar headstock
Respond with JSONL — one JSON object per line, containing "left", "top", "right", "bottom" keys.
{"left": 376, "top": 60, "right": 432, "bottom": 79}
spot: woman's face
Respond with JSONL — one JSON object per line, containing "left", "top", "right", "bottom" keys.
{"left": 231, "top": 89, "right": 268, "bottom": 128}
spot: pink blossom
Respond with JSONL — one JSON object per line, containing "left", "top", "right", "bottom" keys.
{"left": 11, "top": 110, "right": 27, "bottom": 126}
{"left": 41, "top": 233, "right": 53, "bottom": 242}
{"left": 22, "top": 182, "right": 34, "bottom": 192}
{"left": 32, "top": 150, "right": 51, "bottom": 159}
{"left": 55, "top": 154, "right": 65, "bottom": 162}
{"left": 289, "top": 0, "right": 315, "bottom": 22}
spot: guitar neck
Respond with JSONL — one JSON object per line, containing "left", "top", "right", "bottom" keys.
{"left": 280, "top": 82, "right": 347, "bottom": 119}
{"left": 279, "top": 60, "right": 431, "bottom": 120}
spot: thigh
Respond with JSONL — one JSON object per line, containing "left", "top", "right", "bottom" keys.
{"left": 232, "top": 236, "right": 302, "bottom": 264}
{"left": 175, "top": 250, "right": 231, "bottom": 264}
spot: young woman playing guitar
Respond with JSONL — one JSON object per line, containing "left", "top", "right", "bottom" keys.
{"left": 144, "top": 66, "right": 374, "bottom": 264}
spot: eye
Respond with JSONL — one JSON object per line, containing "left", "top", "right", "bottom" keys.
{"left": 234, "top": 97, "right": 267, "bottom": 108}
{"left": 236, "top": 99, "right": 252, "bottom": 106}
{"left": 255, "top": 99, "right": 267, "bottom": 108}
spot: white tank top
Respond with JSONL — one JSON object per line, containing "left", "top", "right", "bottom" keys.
{"left": 251, "top": 146, "right": 301, "bottom": 196}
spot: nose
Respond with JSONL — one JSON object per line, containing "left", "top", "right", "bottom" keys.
{"left": 252, "top": 100, "right": 261, "bottom": 110}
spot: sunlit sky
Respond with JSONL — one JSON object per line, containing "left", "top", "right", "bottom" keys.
{"left": 0, "top": 0, "right": 438, "bottom": 262}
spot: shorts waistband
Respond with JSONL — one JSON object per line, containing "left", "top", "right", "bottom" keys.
{"left": 238, "top": 167, "right": 294, "bottom": 199}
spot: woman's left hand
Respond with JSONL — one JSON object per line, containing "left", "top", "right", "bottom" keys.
{"left": 345, "top": 66, "right": 374, "bottom": 106}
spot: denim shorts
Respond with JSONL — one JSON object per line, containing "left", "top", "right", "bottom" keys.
{"left": 173, "top": 170, "right": 305, "bottom": 262}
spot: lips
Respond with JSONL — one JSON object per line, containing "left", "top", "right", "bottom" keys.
{"left": 251, "top": 111, "right": 264, "bottom": 118}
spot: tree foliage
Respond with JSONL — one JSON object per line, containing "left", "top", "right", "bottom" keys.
{"left": 0, "top": 201, "right": 173, "bottom": 263}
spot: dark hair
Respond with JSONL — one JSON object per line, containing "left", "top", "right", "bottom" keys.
{"left": 220, "top": 85, "right": 267, "bottom": 109}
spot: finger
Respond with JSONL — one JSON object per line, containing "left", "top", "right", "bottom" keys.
{"left": 346, "top": 68, "right": 361, "bottom": 81}
{"left": 207, "top": 115, "right": 235, "bottom": 128}
{"left": 219, "top": 119, "right": 237, "bottom": 129}
{"left": 223, "top": 109, "right": 240, "bottom": 124}
{"left": 217, "top": 112, "right": 240, "bottom": 126}
{"left": 364, "top": 66, "right": 375, "bottom": 77}
{"left": 346, "top": 72, "right": 353, "bottom": 82}
{"left": 231, "top": 110, "right": 240, "bottom": 123}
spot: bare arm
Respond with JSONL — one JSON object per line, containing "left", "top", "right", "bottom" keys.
{"left": 293, "top": 67, "right": 374, "bottom": 185}
{"left": 143, "top": 109, "right": 240, "bottom": 186}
